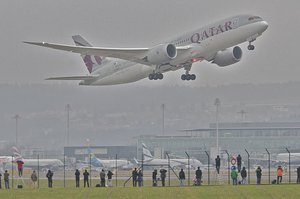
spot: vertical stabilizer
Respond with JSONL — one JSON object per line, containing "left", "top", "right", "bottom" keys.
{"left": 142, "top": 143, "right": 153, "bottom": 161}
{"left": 72, "top": 35, "right": 104, "bottom": 74}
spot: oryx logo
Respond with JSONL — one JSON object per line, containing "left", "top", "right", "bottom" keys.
{"left": 83, "top": 55, "right": 102, "bottom": 73}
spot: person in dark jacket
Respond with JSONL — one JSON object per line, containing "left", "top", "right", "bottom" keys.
{"left": 46, "top": 170, "right": 53, "bottom": 188}
{"left": 237, "top": 154, "right": 242, "bottom": 173}
{"left": 179, "top": 169, "right": 185, "bottom": 186}
{"left": 215, "top": 155, "right": 221, "bottom": 174}
{"left": 75, "top": 169, "right": 80, "bottom": 188}
{"left": 152, "top": 169, "right": 157, "bottom": 187}
{"left": 4, "top": 170, "right": 9, "bottom": 189}
{"left": 0, "top": 172, "right": 2, "bottom": 189}
{"left": 160, "top": 169, "right": 167, "bottom": 187}
{"left": 241, "top": 167, "right": 247, "bottom": 184}
{"left": 107, "top": 170, "right": 113, "bottom": 187}
{"left": 83, "top": 169, "right": 89, "bottom": 188}
{"left": 137, "top": 170, "right": 143, "bottom": 187}
{"left": 132, "top": 168, "right": 138, "bottom": 187}
{"left": 256, "top": 166, "right": 262, "bottom": 185}
{"left": 100, "top": 169, "right": 106, "bottom": 187}
{"left": 195, "top": 167, "right": 202, "bottom": 186}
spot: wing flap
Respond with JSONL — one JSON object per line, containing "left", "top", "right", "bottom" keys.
{"left": 46, "top": 76, "right": 97, "bottom": 80}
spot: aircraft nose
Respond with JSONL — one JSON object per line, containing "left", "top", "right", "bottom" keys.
{"left": 261, "top": 20, "right": 269, "bottom": 31}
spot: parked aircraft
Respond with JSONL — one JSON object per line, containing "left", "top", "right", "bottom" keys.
{"left": 25, "top": 14, "right": 268, "bottom": 85}
{"left": 134, "top": 143, "right": 203, "bottom": 169}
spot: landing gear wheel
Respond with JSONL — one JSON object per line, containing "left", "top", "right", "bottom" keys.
{"left": 181, "top": 74, "right": 186, "bottom": 80}
{"left": 248, "top": 44, "right": 255, "bottom": 51}
{"left": 153, "top": 73, "right": 159, "bottom": 80}
{"left": 191, "top": 74, "right": 196, "bottom": 80}
{"left": 158, "top": 73, "right": 164, "bottom": 80}
{"left": 148, "top": 74, "right": 154, "bottom": 80}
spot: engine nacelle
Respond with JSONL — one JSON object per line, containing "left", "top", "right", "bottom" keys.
{"left": 146, "top": 44, "right": 177, "bottom": 65}
{"left": 212, "top": 46, "right": 243, "bottom": 67}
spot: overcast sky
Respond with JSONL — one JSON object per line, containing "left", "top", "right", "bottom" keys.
{"left": 0, "top": 0, "right": 299, "bottom": 87}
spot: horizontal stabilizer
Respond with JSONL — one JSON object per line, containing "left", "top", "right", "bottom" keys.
{"left": 46, "top": 76, "right": 97, "bottom": 80}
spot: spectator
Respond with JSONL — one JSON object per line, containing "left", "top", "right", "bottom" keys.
{"left": 195, "top": 167, "right": 202, "bottom": 186}
{"left": 75, "top": 169, "right": 80, "bottom": 188}
{"left": 237, "top": 155, "right": 242, "bottom": 173}
{"left": 160, "top": 169, "right": 167, "bottom": 187}
{"left": 17, "top": 160, "right": 24, "bottom": 177}
{"left": 231, "top": 168, "right": 238, "bottom": 185}
{"left": 241, "top": 167, "right": 247, "bottom": 185}
{"left": 31, "top": 170, "right": 38, "bottom": 188}
{"left": 4, "top": 170, "right": 9, "bottom": 189}
{"left": 107, "top": 170, "right": 113, "bottom": 187}
{"left": 297, "top": 167, "right": 300, "bottom": 184}
{"left": 152, "top": 169, "right": 157, "bottom": 187}
{"left": 83, "top": 170, "right": 89, "bottom": 188}
{"left": 215, "top": 155, "right": 221, "bottom": 174}
{"left": 256, "top": 166, "right": 262, "bottom": 185}
{"left": 46, "top": 170, "right": 53, "bottom": 188}
{"left": 0, "top": 172, "right": 2, "bottom": 189}
{"left": 100, "top": 169, "right": 106, "bottom": 187}
{"left": 132, "top": 168, "right": 138, "bottom": 187}
{"left": 277, "top": 166, "right": 283, "bottom": 184}
{"left": 179, "top": 169, "right": 185, "bottom": 186}
{"left": 137, "top": 170, "right": 143, "bottom": 187}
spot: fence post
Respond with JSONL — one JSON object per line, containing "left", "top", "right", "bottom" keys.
{"left": 224, "top": 150, "right": 230, "bottom": 185}
{"left": 11, "top": 155, "right": 14, "bottom": 189}
{"left": 115, "top": 154, "right": 118, "bottom": 187}
{"left": 185, "top": 152, "right": 190, "bottom": 186}
{"left": 245, "top": 149, "right": 250, "bottom": 184}
{"left": 205, "top": 151, "right": 210, "bottom": 185}
{"left": 63, "top": 154, "right": 66, "bottom": 188}
{"left": 286, "top": 148, "right": 291, "bottom": 184}
{"left": 37, "top": 154, "right": 40, "bottom": 188}
{"left": 89, "top": 154, "right": 92, "bottom": 187}
{"left": 166, "top": 152, "right": 170, "bottom": 186}
{"left": 265, "top": 148, "right": 270, "bottom": 184}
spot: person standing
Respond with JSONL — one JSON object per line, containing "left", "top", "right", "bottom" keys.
{"left": 107, "top": 170, "right": 113, "bottom": 187}
{"left": 31, "top": 170, "right": 38, "bottom": 188}
{"left": 46, "top": 170, "right": 53, "bottom": 188}
{"left": 297, "top": 167, "right": 300, "bottom": 184}
{"left": 0, "top": 172, "right": 2, "bottom": 189}
{"left": 231, "top": 168, "right": 238, "bottom": 185}
{"left": 215, "top": 155, "right": 221, "bottom": 174}
{"left": 179, "top": 169, "right": 185, "bottom": 186}
{"left": 256, "top": 166, "right": 262, "bottom": 185}
{"left": 277, "top": 166, "right": 283, "bottom": 184}
{"left": 241, "top": 167, "right": 247, "bottom": 185}
{"left": 137, "top": 170, "right": 143, "bottom": 187}
{"left": 237, "top": 155, "right": 242, "bottom": 173}
{"left": 4, "top": 170, "right": 9, "bottom": 189}
{"left": 83, "top": 169, "right": 89, "bottom": 188}
{"left": 152, "top": 169, "right": 157, "bottom": 187}
{"left": 132, "top": 168, "right": 138, "bottom": 187}
{"left": 100, "top": 169, "right": 106, "bottom": 187}
{"left": 160, "top": 168, "right": 167, "bottom": 187}
{"left": 195, "top": 167, "right": 202, "bottom": 186}
{"left": 17, "top": 160, "right": 24, "bottom": 177}
{"left": 75, "top": 169, "right": 80, "bottom": 188}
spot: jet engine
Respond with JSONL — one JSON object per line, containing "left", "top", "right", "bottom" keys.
{"left": 146, "top": 44, "right": 177, "bottom": 65}
{"left": 212, "top": 46, "right": 243, "bottom": 67}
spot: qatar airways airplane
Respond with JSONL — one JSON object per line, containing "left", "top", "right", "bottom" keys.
{"left": 25, "top": 14, "right": 268, "bottom": 85}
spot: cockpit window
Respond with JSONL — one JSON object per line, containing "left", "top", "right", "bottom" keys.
{"left": 248, "top": 16, "right": 261, "bottom": 21}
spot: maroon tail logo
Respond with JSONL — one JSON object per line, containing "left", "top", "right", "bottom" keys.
{"left": 83, "top": 55, "right": 102, "bottom": 73}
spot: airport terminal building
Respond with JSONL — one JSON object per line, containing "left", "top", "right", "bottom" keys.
{"left": 137, "top": 122, "right": 300, "bottom": 161}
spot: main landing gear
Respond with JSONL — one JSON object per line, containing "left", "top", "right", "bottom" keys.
{"left": 148, "top": 73, "right": 163, "bottom": 80}
{"left": 247, "top": 39, "right": 256, "bottom": 51}
{"left": 181, "top": 64, "right": 196, "bottom": 81}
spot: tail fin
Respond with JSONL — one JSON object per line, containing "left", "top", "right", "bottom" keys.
{"left": 142, "top": 143, "right": 153, "bottom": 161}
{"left": 72, "top": 35, "right": 104, "bottom": 74}
{"left": 87, "top": 147, "right": 103, "bottom": 168}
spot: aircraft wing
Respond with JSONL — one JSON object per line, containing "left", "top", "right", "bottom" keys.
{"left": 24, "top": 41, "right": 191, "bottom": 66}
{"left": 46, "top": 76, "right": 98, "bottom": 80}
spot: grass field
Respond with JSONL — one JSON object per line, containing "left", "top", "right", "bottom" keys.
{"left": 1, "top": 184, "right": 300, "bottom": 199}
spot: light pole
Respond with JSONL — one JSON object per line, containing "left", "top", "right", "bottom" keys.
{"left": 161, "top": 104, "right": 165, "bottom": 136}
{"left": 214, "top": 98, "right": 221, "bottom": 155}
{"left": 13, "top": 114, "right": 20, "bottom": 147}
{"left": 66, "top": 104, "right": 71, "bottom": 146}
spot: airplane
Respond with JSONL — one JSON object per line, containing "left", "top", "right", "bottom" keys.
{"left": 134, "top": 143, "right": 203, "bottom": 169}
{"left": 276, "top": 153, "right": 300, "bottom": 165}
{"left": 12, "top": 147, "right": 64, "bottom": 171}
{"left": 24, "top": 14, "right": 268, "bottom": 85}
{"left": 85, "top": 147, "right": 133, "bottom": 170}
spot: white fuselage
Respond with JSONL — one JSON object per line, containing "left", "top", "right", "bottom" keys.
{"left": 80, "top": 15, "right": 268, "bottom": 85}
